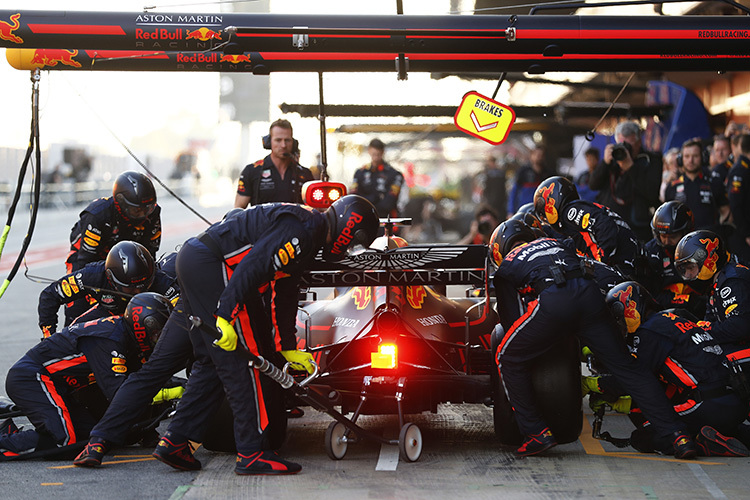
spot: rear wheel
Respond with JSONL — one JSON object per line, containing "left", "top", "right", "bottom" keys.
{"left": 491, "top": 327, "right": 582, "bottom": 445}
{"left": 530, "top": 336, "right": 583, "bottom": 444}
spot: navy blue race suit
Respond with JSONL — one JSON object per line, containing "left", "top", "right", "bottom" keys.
{"left": 164, "top": 203, "right": 328, "bottom": 455}
{"left": 601, "top": 311, "right": 746, "bottom": 445}
{"left": 702, "top": 257, "right": 750, "bottom": 348}
{"left": 665, "top": 171, "right": 722, "bottom": 231}
{"left": 507, "top": 165, "right": 549, "bottom": 215}
{"left": 87, "top": 297, "right": 192, "bottom": 447}
{"left": 236, "top": 156, "right": 314, "bottom": 206}
{"left": 3, "top": 317, "right": 140, "bottom": 452}
{"left": 727, "top": 155, "right": 750, "bottom": 261}
{"left": 351, "top": 162, "right": 404, "bottom": 218}
{"left": 38, "top": 256, "right": 178, "bottom": 335}
{"left": 642, "top": 238, "right": 708, "bottom": 319}
{"left": 66, "top": 197, "right": 161, "bottom": 272}
{"left": 493, "top": 237, "right": 684, "bottom": 442}
{"left": 555, "top": 199, "right": 641, "bottom": 279}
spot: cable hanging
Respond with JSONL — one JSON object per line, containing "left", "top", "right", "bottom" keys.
{"left": 0, "top": 69, "right": 43, "bottom": 299}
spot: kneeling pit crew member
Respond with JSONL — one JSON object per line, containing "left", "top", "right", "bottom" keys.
{"left": 599, "top": 282, "right": 749, "bottom": 457}
{"left": 38, "top": 241, "right": 177, "bottom": 338}
{"left": 1, "top": 293, "right": 172, "bottom": 456}
{"left": 490, "top": 219, "right": 696, "bottom": 458}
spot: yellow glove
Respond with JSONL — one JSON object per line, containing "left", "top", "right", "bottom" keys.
{"left": 582, "top": 346, "right": 593, "bottom": 357}
{"left": 152, "top": 386, "right": 185, "bottom": 405}
{"left": 215, "top": 317, "right": 238, "bottom": 351}
{"left": 280, "top": 350, "right": 316, "bottom": 374}
{"left": 590, "top": 395, "right": 631, "bottom": 414}
{"left": 581, "top": 376, "right": 603, "bottom": 397}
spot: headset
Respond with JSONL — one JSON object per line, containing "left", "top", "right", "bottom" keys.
{"left": 676, "top": 139, "right": 710, "bottom": 168}
{"left": 262, "top": 134, "right": 299, "bottom": 154}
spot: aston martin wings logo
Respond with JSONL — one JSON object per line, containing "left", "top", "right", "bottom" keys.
{"left": 338, "top": 246, "right": 472, "bottom": 270}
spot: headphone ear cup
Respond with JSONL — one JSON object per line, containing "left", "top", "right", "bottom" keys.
{"left": 610, "top": 300, "right": 625, "bottom": 317}
{"left": 262, "top": 135, "right": 271, "bottom": 150}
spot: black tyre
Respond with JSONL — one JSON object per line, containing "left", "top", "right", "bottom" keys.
{"left": 530, "top": 335, "right": 583, "bottom": 444}
{"left": 490, "top": 325, "right": 523, "bottom": 445}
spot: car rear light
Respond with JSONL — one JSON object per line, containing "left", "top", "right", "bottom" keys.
{"left": 371, "top": 342, "right": 398, "bottom": 369}
{"left": 302, "top": 181, "right": 346, "bottom": 209}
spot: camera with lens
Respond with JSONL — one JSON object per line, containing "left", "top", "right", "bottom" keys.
{"left": 611, "top": 142, "right": 633, "bottom": 162}
{"left": 478, "top": 221, "right": 493, "bottom": 236}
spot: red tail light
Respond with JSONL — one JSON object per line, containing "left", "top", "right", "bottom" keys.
{"left": 303, "top": 181, "right": 346, "bottom": 209}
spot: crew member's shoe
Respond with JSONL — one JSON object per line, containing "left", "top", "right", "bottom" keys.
{"left": 235, "top": 450, "right": 302, "bottom": 475}
{"left": 696, "top": 426, "right": 750, "bottom": 457}
{"left": 73, "top": 437, "right": 111, "bottom": 467}
{"left": 152, "top": 431, "right": 201, "bottom": 471}
{"left": 516, "top": 428, "right": 557, "bottom": 457}
{"left": 0, "top": 418, "right": 18, "bottom": 437}
{"left": 672, "top": 430, "right": 697, "bottom": 459}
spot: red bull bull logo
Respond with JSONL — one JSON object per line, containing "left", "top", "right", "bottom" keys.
{"left": 30, "top": 49, "right": 81, "bottom": 68}
{"left": 612, "top": 285, "right": 640, "bottom": 332}
{"left": 0, "top": 13, "right": 23, "bottom": 44}
{"left": 352, "top": 287, "right": 371, "bottom": 310}
{"left": 186, "top": 27, "right": 222, "bottom": 41}
{"left": 492, "top": 241, "right": 502, "bottom": 265}
{"left": 700, "top": 237, "right": 719, "bottom": 273}
{"left": 538, "top": 184, "right": 558, "bottom": 224}
{"left": 220, "top": 54, "right": 251, "bottom": 64}
{"left": 406, "top": 286, "right": 427, "bottom": 309}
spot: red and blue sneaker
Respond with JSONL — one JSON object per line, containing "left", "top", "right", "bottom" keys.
{"left": 516, "top": 428, "right": 557, "bottom": 457}
{"left": 73, "top": 437, "right": 111, "bottom": 467}
{"left": 152, "top": 432, "right": 201, "bottom": 471}
{"left": 235, "top": 451, "right": 301, "bottom": 475}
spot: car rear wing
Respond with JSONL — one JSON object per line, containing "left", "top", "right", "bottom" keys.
{"left": 301, "top": 244, "right": 489, "bottom": 288}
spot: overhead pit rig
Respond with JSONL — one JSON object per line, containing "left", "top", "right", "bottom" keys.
{"left": 1, "top": 10, "right": 750, "bottom": 73}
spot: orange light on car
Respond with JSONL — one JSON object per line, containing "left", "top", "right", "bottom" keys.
{"left": 371, "top": 343, "right": 398, "bottom": 369}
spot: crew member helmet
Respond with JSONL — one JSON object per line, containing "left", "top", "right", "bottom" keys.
{"left": 674, "top": 230, "right": 729, "bottom": 282}
{"left": 323, "top": 195, "right": 379, "bottom": 262}
{"left": 510, "top": 210, "right": 544, "bottom": 231}
{"left": 124, "top": 292, "right": 173, "bottom": 358}
{"left": 651, "top": 201, "right": 695, "bottom": 254}
{"left": 605, "top": 281, "right": 657, "bottom": 334}
{"left": 113, "top": 171, "right": 157, "bottom": 223}
{"left": 488, "top": 219, "right": 538, "bottom": 267}
{"left": 105, "top": 241, "right": 155, "bottom": 295}
{"left": 533, "top": 176, "right": 579, "bottom": 227}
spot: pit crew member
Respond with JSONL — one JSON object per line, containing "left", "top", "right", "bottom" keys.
{"left": 39, "top": 241, "right": 177, "bottom": 338}
{"left": 490, "top": 220, "right": 696, "bottom": 458}
{"left": 150, "top": 196, "right": 379, "bottom": 476}
{"left": 351, "top": 138, "right": 404, "bottom": 218}
{"left": 1, "top": 293, "right": 172, "bottom": 456}
{"left": 66, "top": 171, "right": 161, "bottom": 272}
{"left": 642, "top": 201, "right": 707, "bottom": 318}
{"left": 600, "top": 282, "right": 748, "bottom": 456}
{"left": 533, "top": 176, "right": 642, "bottom": 278}
{"left": 234, "top": 119, "right": 314, "bottom": 209}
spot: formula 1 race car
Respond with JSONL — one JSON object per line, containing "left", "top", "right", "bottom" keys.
{"left": 294, "top": 223, "right": 582, "bottom": 461}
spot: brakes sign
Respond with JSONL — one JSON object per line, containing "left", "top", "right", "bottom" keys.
{"left": 454, "top": 91, "right": 515, "bottom": 145}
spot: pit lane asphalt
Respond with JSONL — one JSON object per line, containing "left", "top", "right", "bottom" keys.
{"left": 1, "top": 200, "right": 748, "bottom": 500}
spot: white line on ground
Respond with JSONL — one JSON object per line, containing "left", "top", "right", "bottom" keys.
{"left": 688, "top": 463, "right": 727, "bottom": 499}
{"left": 375, "top": 443, "right": 399, "bottom": 471}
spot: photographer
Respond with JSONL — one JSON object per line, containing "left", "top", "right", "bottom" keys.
{"left": 458, "top": 204, "right": 499, "bottom": 245}
{"left": 589, "top": 121, "right": 662, "bottom": 242}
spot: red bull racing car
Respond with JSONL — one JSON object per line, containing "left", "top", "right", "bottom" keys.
{"left": 293, "top": 220, "right": 582, "bottom": 461}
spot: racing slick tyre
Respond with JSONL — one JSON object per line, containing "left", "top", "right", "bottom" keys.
{"left": 490, "top": 325, "right": 524, "bottom": 445}
{"left": 398, "top": 423, "right": 423, "bottom": 462}
{"left": 490, "top": 327, "right": 582, "bottom": 445}
{"left": 530, "top": 336, "right": 583, "bottom": 444}
{"left": 491, "top": 367, "right": 523, "bottom": 446}
{"left": 325, "top": 421, "right": 348, "bottom": 460}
